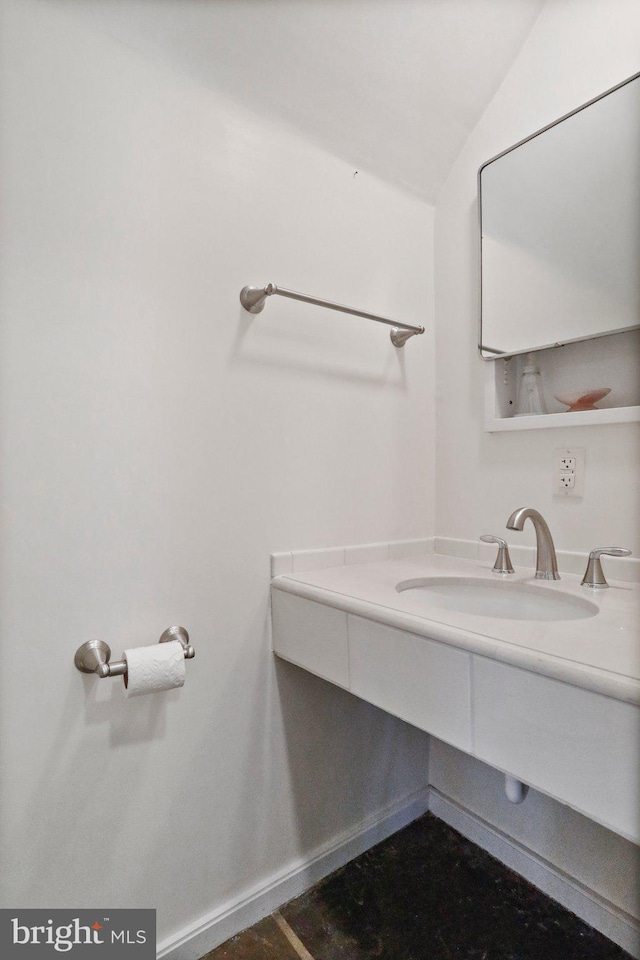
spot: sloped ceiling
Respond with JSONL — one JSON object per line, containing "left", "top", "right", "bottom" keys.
{"left": 60, "top": 0, "right": 545, "bottom": 202}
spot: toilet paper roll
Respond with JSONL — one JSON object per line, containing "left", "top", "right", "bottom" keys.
{"left": 123, "top": 640, "right": 186, "bottom": 697}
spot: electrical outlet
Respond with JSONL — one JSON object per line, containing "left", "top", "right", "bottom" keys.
{"left": 553, "top": 447, "right": 585, "bottom": 498}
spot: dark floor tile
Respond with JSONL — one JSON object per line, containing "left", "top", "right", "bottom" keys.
{"left": 280, "top": 813, "right": 631, "bottom": 960}
{"left": 200, "top": 914, "right": 302, "bottom": 960}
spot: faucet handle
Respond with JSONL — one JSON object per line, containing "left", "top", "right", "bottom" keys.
{"left": 480, "top": 535, "right": 514, "bottom": 575}
{"left": 581, "top": 547, "right": 631, "bottom": 588}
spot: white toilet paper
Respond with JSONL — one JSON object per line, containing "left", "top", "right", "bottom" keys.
{"left": 123, "top": 640, "right": 186, "bottom": 697}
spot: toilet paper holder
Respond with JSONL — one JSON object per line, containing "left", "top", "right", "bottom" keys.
{"left": 74, "top": 626, "right": 195, "bottom": 679}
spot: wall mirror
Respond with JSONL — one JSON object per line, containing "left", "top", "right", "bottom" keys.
{"left": 479, "top": 72, "right": 640, "bottom": 359}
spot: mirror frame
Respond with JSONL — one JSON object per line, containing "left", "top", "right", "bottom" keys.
{"left": 478, "top": 71, "right": 640, "bottom": 360}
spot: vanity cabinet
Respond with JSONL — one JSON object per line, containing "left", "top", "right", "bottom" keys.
{"left": 348, "top": 616, "right": 472, "bottom": 752}
{"left": 271, "top": 592, "right": 472, "bottom": 752}
{"left": 272, "top": 579, "right": 640, "bottom": 844}
{"left": 271, "top": 591, "right": 349, "bottom": 689}
{"left": 472, "top": 657, "right": 640, "bottom": 841}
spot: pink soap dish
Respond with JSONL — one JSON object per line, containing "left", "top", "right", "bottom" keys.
{"left": 554, "top": 387, "right": 611, "bottom": 412}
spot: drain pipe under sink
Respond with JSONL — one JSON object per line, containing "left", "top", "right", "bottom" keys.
{"left": 505, "top": 774, "right": 529, "bottom": 804}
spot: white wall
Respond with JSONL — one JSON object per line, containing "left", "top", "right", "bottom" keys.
{"left": 434, "top": 0, "right": 640, "bottom": 916}
{"left": 0, "top": 0, "right": 434, "bottom": 946}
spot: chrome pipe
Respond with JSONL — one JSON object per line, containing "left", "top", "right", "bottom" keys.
{"left": 240, "top": 283, "right": 424, "bottom": 345}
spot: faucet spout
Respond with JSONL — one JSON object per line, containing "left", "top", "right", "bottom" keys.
{"left": 506, "top": 507, "right": 560, "bottom": 580}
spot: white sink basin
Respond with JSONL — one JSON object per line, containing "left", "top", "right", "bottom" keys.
{"left": 396, "top": 576, "right": 598, "bottom": 622}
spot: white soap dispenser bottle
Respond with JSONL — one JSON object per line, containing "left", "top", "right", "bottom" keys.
{"left": 514, "top": 353, "right": 547, "bottom": 417}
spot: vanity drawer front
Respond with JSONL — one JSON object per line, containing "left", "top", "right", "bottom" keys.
{"left": 271, "top": 589, "right": 350, "bottom": 689}
{"left": 348, "top": 616, "right": 472, "bottom": 751}
{"left": 473, "top": 657, "right": 640, "bottom": 843}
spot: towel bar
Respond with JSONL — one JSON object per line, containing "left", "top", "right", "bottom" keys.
{"left": 240, "top": 283, "right": 424, "bottom": 347}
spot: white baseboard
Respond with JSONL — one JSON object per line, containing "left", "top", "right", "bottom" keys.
{"left": 157, "top": 786, "right": 431, "bottom": 960}
{"left": 430, "top": 788, "right": 640, "bottom": 959}
{"left": 158, "top": 784, "right": 639, "bottom": 960}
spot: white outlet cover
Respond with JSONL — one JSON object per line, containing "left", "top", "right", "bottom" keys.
{"left": 553, "top": 447, "right": 585, "bottom": 498}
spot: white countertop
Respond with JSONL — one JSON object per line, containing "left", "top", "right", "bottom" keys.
{"left": 272, "top": 554, "right": 640, "bottom": 704}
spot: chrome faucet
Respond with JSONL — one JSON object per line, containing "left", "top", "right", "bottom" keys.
{"left": 506, "top": 507, "right": 560, "bottom": 580}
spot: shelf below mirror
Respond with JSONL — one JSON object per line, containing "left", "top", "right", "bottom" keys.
{"left": 484, "top": 329, "right": 640, "bottom": 432}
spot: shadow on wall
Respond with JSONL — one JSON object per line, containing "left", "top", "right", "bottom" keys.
{"left": 228, "top": 305, "right": 410, "bottom": 389}
{"left": 274, "top": 655, "right": 431, "bottom": 858}
{"left": 9, "top": 672, "right": 172, "bottom": 907}
{"left": 99, "top": 676, "right": 172, "bottom": 747}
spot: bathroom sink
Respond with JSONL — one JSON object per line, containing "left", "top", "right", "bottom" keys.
{"left": 396, "top": 577, "right": 598, "bottom": 622}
